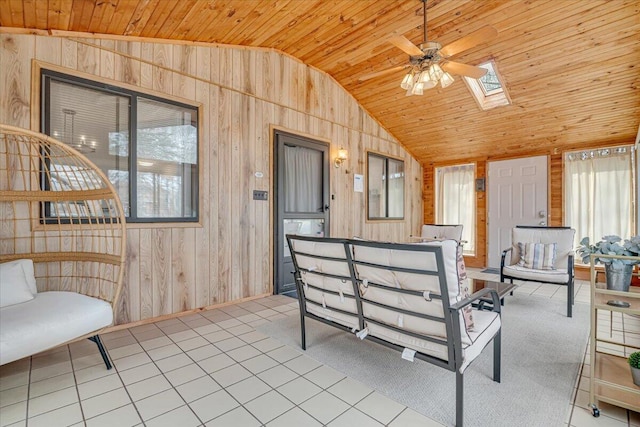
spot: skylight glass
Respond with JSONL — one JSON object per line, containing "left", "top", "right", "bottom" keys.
{"left": 478, "top": 62, "right": 503, "bottom": 95}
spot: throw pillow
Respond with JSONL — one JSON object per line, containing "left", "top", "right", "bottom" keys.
{"left": 0, "top": 260, "right": 36, "bottom": 308}
{"left": 517, "top": 242, "right": 557, "bottom": 270}
{"left": 456, "top": 244, "right": 474, "bottom": 331}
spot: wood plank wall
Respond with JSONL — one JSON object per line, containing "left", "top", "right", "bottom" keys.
{"left": 0, "top": 33, "right": 423, "bottom": 325}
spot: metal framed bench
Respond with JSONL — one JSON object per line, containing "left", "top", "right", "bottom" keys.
{"left": 287, "top": 235, "right": 502, "bottom": 427}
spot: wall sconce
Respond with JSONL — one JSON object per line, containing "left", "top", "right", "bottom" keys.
{"left": 334, "top": 147, "right": 348, "bottom": 168}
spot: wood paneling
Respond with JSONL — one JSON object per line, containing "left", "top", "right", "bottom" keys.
{"left": 0, "top": 33, "right": 422, "bottom": 324}
{"left": 0, "top": 0, "right": 637, "bottom": 165}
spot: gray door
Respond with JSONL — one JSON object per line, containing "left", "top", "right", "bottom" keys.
{"left": 274, "top": 130, "right": 330, "bottom": 296}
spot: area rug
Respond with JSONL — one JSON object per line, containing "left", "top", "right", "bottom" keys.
{"left": 258, "top": 294, "right": 589, "bottom": 427}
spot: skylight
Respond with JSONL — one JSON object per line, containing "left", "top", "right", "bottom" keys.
{"left": 463, "top": 60, "right": 511, "bottom": 110}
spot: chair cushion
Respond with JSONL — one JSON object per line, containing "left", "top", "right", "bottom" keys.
{"left": 0, "top": 291, "right": 113, "bottom": 365}
{"left": 502, "top": 265, "right": 569, "bottom": 283}
{"left": 517, "top": 242, "right": 557, "bottom": 270}
{"left": 0, "top": 260, "right": 35, "bottom": 308}
{"left": 459, "top": 310, "right": 501, "bottom": 373}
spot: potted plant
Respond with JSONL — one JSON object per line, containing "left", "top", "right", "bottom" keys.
{"left": 578, "top": 235, "right": 640, "bottom": 292}
{"left": 629, "top": 351, "right": 640, "bottom": 387}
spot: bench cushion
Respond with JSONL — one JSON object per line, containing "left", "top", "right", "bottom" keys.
{"left": 0, "top": 291, "right": 113, "bottom": 365}
{"left": 502, "top": 265, "right": 569, "bottom": 284}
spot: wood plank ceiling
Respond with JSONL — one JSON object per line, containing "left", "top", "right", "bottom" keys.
{"left": 1, "top": 0, "right": 638, "bottom": 164}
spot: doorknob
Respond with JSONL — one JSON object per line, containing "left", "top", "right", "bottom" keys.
{"left": 324, "top": 204, "right": 330, "bottom": 212}
{"left": 539, "top": 221, "right": 547, "bottom": 226}
{"left": 538, "top": 210, "right": 546, "bottom": 218}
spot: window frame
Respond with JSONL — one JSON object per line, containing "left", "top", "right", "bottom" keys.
{"left": 463, "top": 59, "right": 511, "bottom": 111}
{"left": 40, "top": 68, "right": 200, "bottom": 224}
{"left": 366, "top": 151, "right": 405, "bottom": 221}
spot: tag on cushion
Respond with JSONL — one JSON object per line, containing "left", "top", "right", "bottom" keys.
{"left": 518, "top": 242, "right": 557, "bottom": 270}
{"left": 401, "top": 348, "right": 416, "bottom": 362}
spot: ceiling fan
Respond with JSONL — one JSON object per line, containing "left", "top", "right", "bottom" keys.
{"left": 359, "top": 0, "right": 498, "bottom": 95}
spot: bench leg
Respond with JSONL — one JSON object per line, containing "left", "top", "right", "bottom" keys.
{"left": 493, "top": 330, "right": 501, "bottom": 383}
{"left": 88, "top": 335, "right": 112, "bottom": 370}
{"left": 456, "top": 370, "right": 464, "bottom": 427}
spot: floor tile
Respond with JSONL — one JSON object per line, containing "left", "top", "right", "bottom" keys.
{"left": 118, "top": 363, "right": 162, "bottom": 385}
{"left": 113, "top": 352, "right": 152, "bottom": 371}
{"left": 226, "top": 376, "right": 271, "bottom": 404}
{"left": 205, "top": 406, "right": 261, "bottom": 427}
{"left": 186, "top": 344, "right": 221, "bottom": 362}
{"left": 192, "top": 324, "right": 222, "bottom": 336}
{"left": 241, "top": 354, "right": 279, "bottom": 374}
{"left": 125, "top": 374, "right": 172, "bottom": 401}
{"left": 251, "top": 338, "right": 284, "bottom": 353}
{"left": 354, "top": 392, "right": 406, "bottom": 425}
{"left": 226, "top": 345, "right": 263, "bottom": 362}
{"left": 388, "top": 407, "right": 445, "bottom": 426}
{"left": 145, "top": 405, "right": 201, "bottom": 427}
{"left": 327, "top": 407, "right": 383, "bottom": 427}
{"left": 189, "top": 389, "right": 239, "bottom": 423}
{"left": 214, "top": 337, "right": 247, "bottom": 352}
{"left": 71, "top": 353, "right": 105, "bottom": 371}
{"left": 28, "top": 402, "right": 83, "bottom": 427}
{"left": 211, "top": 364, "right": 253, "bottom": 387}
{"left": 30, "top": 361, "right": 72, "bottom": 383}
{"left": 0, "top": 400, "right": 27, "bottom": 426}
{"left": 28, "top": 387, "right": 78, "bottom": 417}
{"left": 175, "top": 375, "right": 221, "bottom": 403}
{"left": 327, "top": 378, "right": 373, "bottom": 406}
{"left": 237, "top": 331, "right": 269, "bottom": 344}
{"left": 146, "top": 344, "right": 183, "bottom": 361}
{"left": 155, "top": 353, "right": 192, "bottom": 373}
{"left": 0, "top": 372, "right": 29, "bottom": 392}
{"left": 202, "top": 330, "right": 234, "bottom": 343}
{"left": 299, "top": 391, "right": 350, "bottom": 425}
{"left": 132, "top": 329, "right": 166, "bottom": 343}
{"left": 134, "top": 388, "right": 184, "bottom": 421}
{"left": 0, "top": 385, "right": 28, "bottom": 408}
{"left": 74, "top": 364, "right": 114, "bottom": 384}
{"left": 107, "top": 343, "right": 144, "bottom": 360}
{"left": 257, "top": 365, "right": 299, "bottom": 388}
{"left": 139, "top": 336, "right": 172, "bottom": 351}
{"left": 81, "top": 387, "right": 131, "bottom": 419}
{"left": 198, "top": 353, "right": 236, "bottom": 373}
{"left": 226, "top": 324, "right": 254, "bottom": 336}
{"left": 244, "top": 390, "right": 294, "bottom": 424}
{"left": 102, "top": 335, "right": 138, "bottom": 350}
{"left": 304, "top": 365, "right": 346, "bottom": 389}
{"left": 164, "top": 363, "right": 206, "bottom": 387}
{"left": 168, "top": 329, "right": 199, "bottom": 343}
{"left": 77, "top": 373, "right": 123, "bottom": 400}
{"left": 85, "top": 403, "right": 141, "bottom": 427}
{"left": 217, "top": 318, "right": 243, "bottom": 329}
{"left": 176, "top": 336, "right": 209, "bottom": 352}
{"left": 276, "top": 376, "right": 321, "bottom": 405}
{"left": 267, "top": 407, "right": 322, "bottom": 427}
{"left": 31, "top": 350, "right": 70, "bottom": 369}
{"left": 283, "top": 355, "right": 322, "bottom": 375}
{"left": 266, "top": 345, "right": 302, "bottom": 363}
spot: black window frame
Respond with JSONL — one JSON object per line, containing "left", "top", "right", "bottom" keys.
{"left": 367, "top": 152, "right": 405, "bottom": 220}
{"left": 41, "top": 69, "right": 199, "bottom": 224}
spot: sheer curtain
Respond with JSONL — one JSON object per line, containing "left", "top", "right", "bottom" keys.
{"left": 436, "top": 164, "right": 476, "bottom": 253}
{"left": 387, "top": 159, "right": 405, "bottom": 218}
{"left": 564, "top": 146, "right": 635, "bottom": 249}
{"left": 284, "top": 145, "right": 322, "bottom": 212}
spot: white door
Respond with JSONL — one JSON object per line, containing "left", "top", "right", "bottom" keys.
{"left": 487, "top": 156, "right": 548, "bottom": 268}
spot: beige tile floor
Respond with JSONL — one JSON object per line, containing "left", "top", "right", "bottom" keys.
{"left": 0, "top": 270, "right": 638, "bottom": 427}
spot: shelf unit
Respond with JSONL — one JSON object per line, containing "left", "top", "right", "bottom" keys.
{"left": 589, "top": 253, "right": 640, "bottom": 416}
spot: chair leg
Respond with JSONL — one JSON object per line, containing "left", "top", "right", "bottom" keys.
{"left": 88, "top": 335, "right": 112, "bottom": 370}
{"left": 493, "top": 331, "right": 501, "bottom": 383}
{"left": 456, "top": 370, "right": 464, "bottom": 427}
{"left": 567, "top": 281, "right": 573, "bottom": 318}
{"left": 299, "top": 309, "right": 306, "bottom": 350}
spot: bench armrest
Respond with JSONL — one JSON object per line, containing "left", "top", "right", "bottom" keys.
{"left": 449, "top": 288, "right": 501, "bottom": 313}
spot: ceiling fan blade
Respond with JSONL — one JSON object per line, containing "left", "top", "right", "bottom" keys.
{"left": 442, "top": 61, "right": 488, "bottom": 79}
{"left": 388, "top": 34, "right": 424, "bottom": 57}
{"left": 358, "top": 65, "right": 409, "bottom": 82}
{"left": 439, "top": 26, "right": 498, "bottom": 58}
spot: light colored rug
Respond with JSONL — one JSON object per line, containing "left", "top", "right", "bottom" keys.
{"left": 258, "top": 294, "right": 589, "bottom": 427}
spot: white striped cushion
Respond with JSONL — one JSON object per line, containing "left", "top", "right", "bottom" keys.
{"left": 517, "top": 242, "right": 557, "bottom": 270}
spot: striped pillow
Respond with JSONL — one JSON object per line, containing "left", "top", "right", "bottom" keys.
{"left": 517, "top": 242, "right": 557, "bottom": 270}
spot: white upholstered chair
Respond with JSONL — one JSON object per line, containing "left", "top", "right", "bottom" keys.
{"left": 500, "top": 226, "right": 576, "bottom": 317}
{"left": 420, "top": 224, "right": 464, "bottom": 241}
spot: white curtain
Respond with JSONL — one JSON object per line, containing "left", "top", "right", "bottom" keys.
{"left": 388, "top": 159, "right": 404, "bottom": 218}
{"left": 284, "top": 145, "right": 322, "bottom": 212}
{"left": 436, "top": 164, "right": 476, "bottom": 253}
{"left": 564, "top": 146, "right": 635, "bottom": 249}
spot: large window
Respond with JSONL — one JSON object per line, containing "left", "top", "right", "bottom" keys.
{"left": 367, "top": 153, "right": 404, "bottom": 220}
{"left": 564, "top": 146, "right": 635, "bottom": 252}
{"left": 42, "top": 70, "right": 198, "bottom": 222}
{"left": 435, "top": 164, "right": 476, "bottom": 254}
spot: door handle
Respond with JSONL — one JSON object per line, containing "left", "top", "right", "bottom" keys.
{"left": 324, "top": 204, "right": 330, "bottom": 212}
{"left": 539, "top": 221, "right": 547, "bottom": 226}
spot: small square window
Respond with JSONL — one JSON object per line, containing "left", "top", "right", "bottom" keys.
{"left": 464, "top": 60, "right": 511, "bottom": 110}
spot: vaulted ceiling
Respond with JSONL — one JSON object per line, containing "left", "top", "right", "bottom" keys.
{"left": 1, "top": 0, "right": 638, "bottom": 164}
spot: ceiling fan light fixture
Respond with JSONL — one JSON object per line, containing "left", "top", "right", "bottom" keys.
{"left": 400, "top": 72, "right": 414, "bottom": 90}
{"left": 411, "top": 82, "right": 424, "bottom": 95}
{"left": 440, "top": 72, "right": 455, "bottom": 88}
{"left": 428, "top": 64, "right": 444, "bottom": 82}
